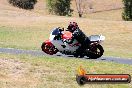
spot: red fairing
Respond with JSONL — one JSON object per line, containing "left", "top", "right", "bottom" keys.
{"left": 62, "top": 31, "right": 72, "bottom": 40}
{"left": 44, "top": 40, "right": 52, "bottom": 45}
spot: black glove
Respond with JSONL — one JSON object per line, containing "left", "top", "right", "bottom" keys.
{"left": 58, "top": 27, "right": 64, "bottom": 32}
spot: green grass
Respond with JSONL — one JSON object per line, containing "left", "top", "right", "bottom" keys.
{"left": 0, "top": 53, "right": 131, "bottom": 88}
{"left": 0, "top": 26, "right": 50, "bottom": 50}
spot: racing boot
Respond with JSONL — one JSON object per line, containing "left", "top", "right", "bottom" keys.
{"left": 74, "top": 47, "right": 84, "bottom": 58}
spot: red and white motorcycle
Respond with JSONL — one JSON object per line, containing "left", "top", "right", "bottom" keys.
{"left": 41, "top": 28, "right": 105, "bottom": 59}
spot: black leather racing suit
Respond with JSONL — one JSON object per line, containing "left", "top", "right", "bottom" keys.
{"left": 69, "top": 28, "right": 90, "bottom": 56}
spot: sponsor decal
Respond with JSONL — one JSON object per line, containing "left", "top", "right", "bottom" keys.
{"left": 76, "top": 66, "right": 131, "bottom": 85}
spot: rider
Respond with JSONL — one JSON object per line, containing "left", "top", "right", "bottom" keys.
{"left": 66, "top": 22, "right": 90, "bottom": 57}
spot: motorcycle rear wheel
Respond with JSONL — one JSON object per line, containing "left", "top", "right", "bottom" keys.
{"left": 41, "top": 42, "right": 58, "bottom": 55}
{"left": 86, "top": 44, "right": 104, "bottom": 59}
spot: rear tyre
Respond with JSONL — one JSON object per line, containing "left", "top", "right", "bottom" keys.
{"left": 41, "top": 42, "right": 58, "bottom": 55}
{"left": 86, "top": 44, "right": 104, "bottom": 59}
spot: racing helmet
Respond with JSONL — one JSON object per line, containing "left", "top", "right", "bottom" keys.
{"left": 67, "top": 22, "right": 78, "bottom": 32}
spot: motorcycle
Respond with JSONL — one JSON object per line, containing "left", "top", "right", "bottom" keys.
{"left": 41, "top": 28, "right": 105, "bottom": 59}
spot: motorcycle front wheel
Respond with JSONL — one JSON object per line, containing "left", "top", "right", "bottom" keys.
{"left": 86, "top": 44, "right": 104, "bottom": 59}
{"left": 41, "top": 42, "right": 58, "bottom": 55}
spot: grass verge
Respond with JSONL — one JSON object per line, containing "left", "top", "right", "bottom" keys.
{"left": 0, "top": 53, "right": 131, "bottom": 88}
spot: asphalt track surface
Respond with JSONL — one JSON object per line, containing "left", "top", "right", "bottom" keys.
{"left": 0, "top": 48, "right": 132, "bottom": 65}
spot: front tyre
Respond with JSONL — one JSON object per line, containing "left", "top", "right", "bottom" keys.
{"left": 87, "top": 44, "right": 104, "bottom": 59}
{"left": 41, "top": 42, "right": 58, "bottom": 55}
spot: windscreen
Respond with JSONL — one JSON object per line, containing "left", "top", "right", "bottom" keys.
{"left": 52, "top": 28, "right": 60, "bottom": 35}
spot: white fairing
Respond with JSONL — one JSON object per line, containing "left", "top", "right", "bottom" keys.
{"left": 49, "top": 31, "right": 80, "bottom": 53}
{"left": 89, "top": 35, "right": 105, "bottom": 43}
{"left": 49, "top": 29, "right": 105, "bottom": 54}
